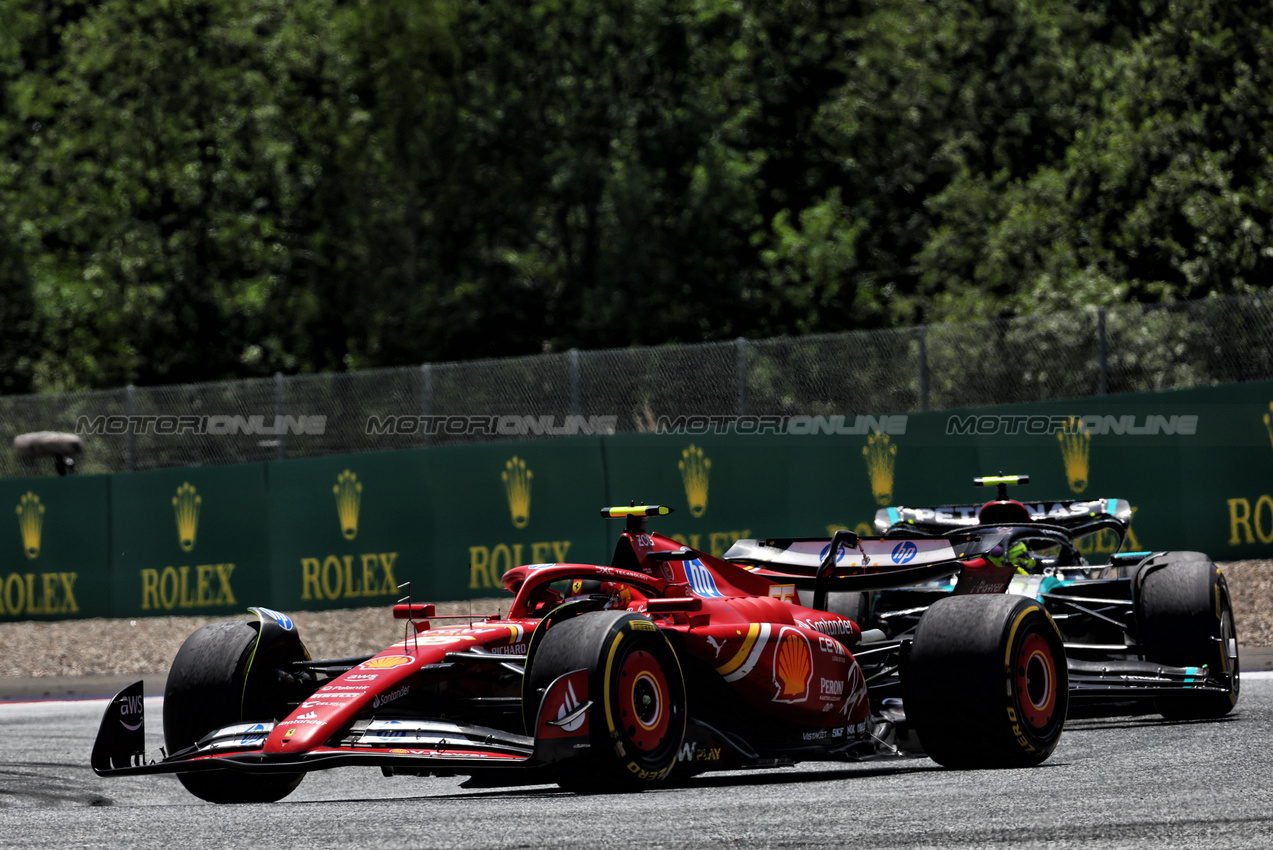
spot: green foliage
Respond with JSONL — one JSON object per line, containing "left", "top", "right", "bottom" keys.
{"left": 3, "top": 0, "right": 1273, "bottom": 392}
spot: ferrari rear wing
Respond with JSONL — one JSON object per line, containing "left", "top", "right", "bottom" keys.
{"left": 723, "top": 531, "right": 962, "bottom": 602}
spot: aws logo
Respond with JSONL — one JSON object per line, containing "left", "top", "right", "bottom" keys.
{"left": 679, "top": 444, "right": 710, "bottom": 518}
{"left": 15, "top": 491, "right": 44, "bottom": 560}
{"left": 172, "top": 483, "right": 201, "bottom": 552}
{"left": 333, "top": 469, "right": 362, "bottom": 540}
{"left": 502, "top": 456, "right": 532, "bottom": 528}
{"left": 1057, "top": 415, "right": 1091, "bottom": 494}
{"left": 862, "top": 433, "right": 896, "bottom": 506}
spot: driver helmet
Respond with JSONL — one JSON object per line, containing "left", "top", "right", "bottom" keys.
{"left": 988, "top": 541, "right": 1038, "bottom": 574}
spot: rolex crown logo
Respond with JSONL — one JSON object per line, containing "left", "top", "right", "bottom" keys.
{"left": 172, "top": 482, "right": 202, "bottom": 552}
{"left": 679, "top": 444, "right": 711, "bottom": 518}
{"left": 333, "top": 469, "right": 363, "bottom": 540}
{"left": 16, "top": 491, "right": 44, "bottom": 560}
{"left": 862, "top": 433, "right": 897, "bottom": 506}
{"left": 1264, "top": 402, "right": 1273, "bottom": 452}
{"left": 502, "top": 456, "right": 532, "bottom": 529}
{"left": 1057, "top": 416, "right": 1091, "bottom": 494}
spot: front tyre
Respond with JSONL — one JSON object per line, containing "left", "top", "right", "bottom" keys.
{"left": 1135, "top": 553, "right": 1240, "bottom": 720}
{"left": 906, "top": 594, "right": 1067, "bottom": 769}
{"left": 525, "top": 612, "right": 687, "bottom": 790}
{"left": 164, "top": 620, "right": 308, "bottom": 803}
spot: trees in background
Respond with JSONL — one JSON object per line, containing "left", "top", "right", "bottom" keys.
{"left": 2, "top": 0, "right": 1271, "bottom": 391}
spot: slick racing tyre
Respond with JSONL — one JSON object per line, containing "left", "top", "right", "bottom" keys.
{"left": 525, "top": 611, "right": 687, "bottom": 791}
{"left": 1135, "top": 553, "right": 1240, "bottom": 720}
{"left": 163, "top": 618, "right": 309, "bottom": 803}
{"left": 906, "top": 594, "right": 1067, "bottom": 769}
{"left": 824, "top": 591, "right": 871, "bottom": 629}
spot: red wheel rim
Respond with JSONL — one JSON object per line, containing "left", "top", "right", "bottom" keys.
{"left": 1016, "top": 632, "right": 1057, "bottom": 729}
{"left": 618, "top": 649, "right": 670, "bottom": 751}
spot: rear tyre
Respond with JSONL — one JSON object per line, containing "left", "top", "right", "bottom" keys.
{"left": 1135, "top": 553, "right": 1239, "bottom": 720}
{"left": 525, "top": 612, "right": 687, "bottom": 791}
{"left": 164, "top": 620, "right": 308, "bottom": 803}
{"left": 824, "top": 591, "right": 871, "bottom": 628}
{"left": 906, "top": 594, "right": 1067, "bottom": 769}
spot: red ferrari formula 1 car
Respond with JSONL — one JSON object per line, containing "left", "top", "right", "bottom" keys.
{"left": 92, "top": 505, "right": 1067, "bottom": 803}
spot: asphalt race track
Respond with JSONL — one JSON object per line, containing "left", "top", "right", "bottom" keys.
{"left": 0, "top": 675, "right": 1269, "bottom": 850}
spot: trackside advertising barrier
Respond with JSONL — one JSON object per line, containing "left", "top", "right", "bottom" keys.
{"left": 2, "top": 380, "right": 1272, "bottom": 621}
{"left": 0, "top": 475, "right": 110, "bottom": 619}
{"left": 109, "top": 464, "right": 273, "bottom": 618}
{"left": 267, "top": 451, "right": 432, "bottom": 612}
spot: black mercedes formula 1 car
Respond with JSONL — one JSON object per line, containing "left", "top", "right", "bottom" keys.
{"left": 725, "top": 474, "right": 1240, "bottom": 724}
{"left": 93, "top": 504, "right": 1067, "bottom": 803}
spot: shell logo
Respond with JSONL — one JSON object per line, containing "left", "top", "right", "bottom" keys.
{"left": 360, "top": 655, "right": 414, "bottom": 669}
{"left": 773, "top": 628, "right": 813, "bottom": 704}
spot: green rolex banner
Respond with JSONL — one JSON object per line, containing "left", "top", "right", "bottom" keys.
{"left": 266, "top": 451, "right": 432, "bottom": 610}
{"left": 426, "top": 437, "right": 610, "bottom": 602}
{"left": 109, "top": 464, "right": 271, "bottom": 617}
{"left": 0, "top": 474, "right": 110, "bottom": 620}
{"left": 5, "top": 379, "right": 1273, "bottom": 622}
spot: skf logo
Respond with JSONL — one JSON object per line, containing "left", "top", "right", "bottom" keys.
{"left": 172, "top": 482, "right": 201, "bottom": 552}
{"left": 773, "top": 627, "right": 813, "bottom": 704}
{"left": 1057, "top": 415, "right": 1091, "bottom": 494}
{"left": 15, "top": 492, "right": 43, "bottom": 560}
{"left": 333, "top": 469, "right": 362, "bottom": 540}
{"left": 679, "top": 445, "right": 711, "bottom": 518}
{"left": 862, "top": 434, "right": 896, "bottom": 506}
{"left": 502, "top": 456, "right": 532, "bottom": 529}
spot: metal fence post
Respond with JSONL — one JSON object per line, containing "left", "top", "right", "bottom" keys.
{"left": 569, "top": 348, "right": 581, "bottom": 417}
{"left": 1097, "top": 308, "right": 1108, "bottom": 395}
{"left": 916, "top": 326, "right": 929, "bottom": 412}
{"left": 735, "top": 337, "right": 747, "bottom": 416}
{"left": 274, "top": 372, "right": 285, "bottom": 459}
{"left": 421, "top": 363, "right": 433, "bottom": 445}
{"left": 125, "top": 384, "right": 136, "bottom": 472}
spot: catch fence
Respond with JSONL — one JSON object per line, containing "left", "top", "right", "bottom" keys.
{"left": 3, "top": 292, "right": 1272, "bottom": 477}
